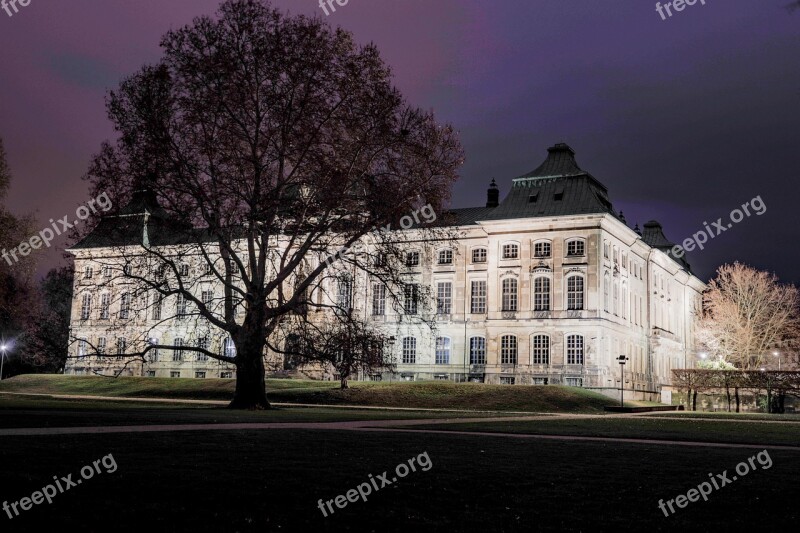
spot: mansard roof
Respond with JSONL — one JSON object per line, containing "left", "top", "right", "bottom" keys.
{"left": 641, "top": 220, "right": 691, "bottom": 271}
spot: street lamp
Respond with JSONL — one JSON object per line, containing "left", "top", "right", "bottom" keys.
{"left": 0, "top": 343, "right": 7, "bottom": 381}
{"left": 617, "top": 355, "right": 628, "bottom": 408}
{"left": 773, "top": 351, "right": 781, "bottom": 371}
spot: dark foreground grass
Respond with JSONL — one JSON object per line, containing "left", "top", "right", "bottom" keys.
{"left": 0, "top": 427, "right": 797, "bottom": 532}
{"left": 0, "top": 374, "right": 619, "bottom": 413}
{"left": 389, "top": 417, "right": 800, "bottom": 447}
{"left": 644, "top": 411, "right": 800, "bottom": 422}
{"left": 0, "top": 396, "right": 514, "bottom": 428}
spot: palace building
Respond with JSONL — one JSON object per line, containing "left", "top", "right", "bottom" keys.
{"left": 65, "top": 143, "right": 705, "bottom": 399}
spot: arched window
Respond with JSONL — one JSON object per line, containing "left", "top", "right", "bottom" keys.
{"left": 566, "top": 335, "right": 584, "bottom": 365}
{"left": 532, "top": 335, "right": 550, "bottom": 364}
{"left": 533, "top": 277, "right": 550, "bottom": 311}
{"left": 566, "top": 275, "right": 584, "bottom": 310}
{"left": 402, "top": 337, "right": 416, "bottom": 364}
{"left": 603, "top": 274, "right": 610, "bottom": 312}
{"left": 469, "top": 337, "right": 486, "bottom": 365}
{"left": 502, "top": 278, "right": 518, "bottom": 311}
{"left": 500, "top": 335, "right": 518, "bottom": 364}
{"left": 435, "top": 337, "right": 451, "bottom": 364}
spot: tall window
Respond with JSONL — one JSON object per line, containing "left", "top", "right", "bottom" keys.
{"left": 201, "top": 290, "right": 213, "bottom": 307}
{"left": 99, "top": 293, "right": 110, "bottom": 320}
{"left": 437, "top": 282, "right": 452, "bottom": 314}
{"left": 402, "top": 337, "right": 416, "bottom": 364}
{"left": 197, "top": 337, "right": 209, "bottom": 361}
{"left": 116, "top": 337, "right": 126, "bottom": 359}
{"left": 84, "top": 266, "right": 93, "bottom": 279}
{"left": 435, "top": 337, "right": 451, "bottom": 364}
{"left": 603, "top": 275, "right": 610, "bottom": 312}
{"left": 405, "top": 251, "right": 420, "bottom": 267}
{"left": 502, "top": 243, "right": 519, "bottom": 259}
{"left": 119, "top": 292, "right": 132, "bottom": 319}
{"left": 152, "top": 294, "right": 162, "bottom": 321}
{"left": 469, "top": 337, "right": 486, "bottom": 365}
{"left": 149, "top": 338, "right": 159, "bottom": 362}
{"left": 97, "top": 337, "right": 106, "bottom": 355}
{"left": 532, "top": 335, "right": 550, "bottom": 364}
{"left": 173, "top": 338, "right": 184, "bottom": 361}
{"left": 102, "top": 266, "right": 112, "bottom": 278}
{"left": 566, "top": 275, "right": 584, "bottom": 310}
{"left": 502, "top": 278, "right": 518, "bottom": 312}
{"left": 566, "top": 335, "right": 584, "bottom": 365}
{"left": 337, "top": 276, "right": 353, "bottom": 310}
{"left": 176, "top": 293, "right": 188, "bottom": 318}
{"left": 77, "top": 340, "right": 87, "bottom": 358}
{"left": 500, "top": 335, "right": 518, "bottom": 364}
{"left": 437, "top": 249, "right": 453, "bottom": 265}
{"left": 404, "top": 284, "right": 419, "bottom": 315}
{"left": 371, "top": 284, "right": 386, "bottom": 316}
{"left": 472, "top": 248, "right": 487, "bottom": 263}
{"left": 613, "top": 280, "right": 619, "bottom": 315}
{"left": 534, "top": 241, "right": 551, "bottom": 258}
{"left": 80, "top": 294, "right": 91, "bottom": 320}
{"left": 471, "top": 280, "right": 487, "bottom": 314}
{"left": 223, "top": 338, "right": 236, "bottom": 358}
{"left": 533, "top": 277, "right": 550, "bottom": 311}
{"left": 179, "top": 264, "right": 189, "bottom": 276}
{"left": 566, "top": 239, "right": 585, "bottom": 256}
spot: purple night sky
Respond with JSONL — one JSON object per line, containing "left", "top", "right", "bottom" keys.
{"left": 0, "top": 0, "right": 798, "bottom": 283}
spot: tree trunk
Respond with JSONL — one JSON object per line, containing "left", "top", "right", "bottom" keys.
{"left": 340, "top": 376, "right": 349, "bottom": 389}
{"left": 734, "top": 387, "right": 740, "bottom": 413}
{"left": 725, "top": 385, "right": 731, "bottom": 412}
{"left": 229, "top": 336, "right": 270, "bottom": 410}
{"left": 692, "top": 390, "right": 697, "bottom": 412}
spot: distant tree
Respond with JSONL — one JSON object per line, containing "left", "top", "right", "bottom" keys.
{"left": 19, "top": 267, "right": 74, "bottom": 373}
{"left": 696, "top": 263, "right": 800, "bottom": 369}
{"left": 79, "top": 0, "right": 462, "bottom": 408}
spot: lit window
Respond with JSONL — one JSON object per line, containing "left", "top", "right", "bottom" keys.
{"left": 472, "top": 248, "right": 487, "bottom": 263}
{"left": 501, "top": 335, "right": 517, "bottom": 364}
{"left": 502, "top": 243, "right": 519, "bottom": 259}
{"left": 469, "top": 337, "right": 486, "bottom": 365}
{"left": 437, "top": 249, "right": 453, "bottom": 265}
{"left": 534, "top": 242, "right": 551, "bottom": 258}
{"left": 435, "top": 337, "right": 451, "bottom": 364}
{"left": 533, "top": 277, "right": 550, "bottom": 311}
{"left": 437, "top": 282, "right": 452, "bottom": 314}
{"left": 567, "top": 275, "right": 584, "bottom": 310}
{"left": 567, "top": 240, "right": 585, "bottom": 256}
{"left": 402, "top": 337, "right": 416, "bottom": 364}
{"left": 471, "top": 280, "right": 487, "bottom": 314}
{"left": 532, "top": 335, "right": 550, "bottom": 364}
{"left": 566, "top": 335, "right": 584, "bottom": 365}
{"left": 502, "top": 278, "right": 518, "bottom": 312}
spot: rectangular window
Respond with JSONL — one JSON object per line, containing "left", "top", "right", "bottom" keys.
{"left": 103, "top": 266, "right": 112, "bottom": 278}
{"left": 119, "top": 293, "right": 132, "bottom": 319}
{"left": 337, "top": 277, "right": 353, "bottom": 310}
{"left": 176, "top": 293, "right": 188, "bottom": 319}
{"left": 116, "top": 337, "right": 126, "bottom": 359}
{"left": 402, "top": 337, "right": 416, "bottom": 364}
{"left": 469, "top": 337, "right": 486, "bottom": 365}
{"left": 170, "top": 371, "right": 181, "bottom": 378}
{"left": 179, "top": 264, "right": 189, "bottom": 276}
{"left": 567, "top": 276, "right": 584, "bottom": 310}
{"left": 97, "top": 337, "right": 106, "bottom": 355}
{"left": 405, "top": 252, "right": 420, "bottom": 267}
{"left": 80, "top": 294, "right": 91, "bottom": 320}
{"left": 84, "top": 266, "right": 93, "bottom": 279}
{"left": 371, "top": 284, "right": 386, "bottom": 316}
{"left": 534, "top": 242, "right": 551, "bottom": 258}
{"left": 567, "top": 240, "right": 585, "bottom": 256}
{"left": 223, "top": 338, "right": 237, "bottom": 358}
{"left": 533, "top": 277, "right": 550, "bottom": 311}
{"left": 152, "top": 294, "right": 163, "bottom": 321}
{"left": 173, "top": 338, "right": 184, "bottom": 361}
{"left": 471, "top": 280, "right": 487, "bottom": 314}
{"left": 435, "top": 337, "right": 450, "bottom": 364}
{"left": 500, "top": 376, "right": 516, "bottom": 385}
{"left": 502, "top": 278, "right": 518, "bottom": 312}
{"left": 565, "top": 377, "right": 583, "bottom": 387}
{"left": 221, "top": 371, "right": 233, "bottom": 379}
{"left": 567, "top": 335, "right": 584, "bottom": 365}
{"left": 146, "top": 371, "right": 156, "bottom": 377}
{"left": 437, "top": 249, "right": 453, "bottom": 265}
{"left": 77, "top": 340, "right": 87, "bottom": 358}
{"left": 197, "top": 337, "right": 209, "bottom": 361}
{"left": 436, "top": 282, "right": 452, "bottom": 315}
{"left": 201, "top": 290, "right": 213, "bottom": 307}
{"left": 501, "top": 335, "right": 518, "bottom": 364}
{"left": 404, "top": 284, "right": 419, "bottom": 315}
{"left": 533, "top": 377, "right": 549, "bottom": 385}
{"left": 195, "top": 371, "right": 206, "bottom": 379}
{"left": 532, "top": 335, "right": 550, "bottom": 364}
{"left": 502, "top": 243, "right": 519, "bottom": 259}
{"left": 99, "top": 293, "right": 110, "bottom": 319}
{"left": 471, "top": 248, "right": 487, "bottom": 263}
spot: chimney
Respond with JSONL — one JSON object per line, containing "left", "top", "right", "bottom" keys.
{"left": 486, "top": 179, "right": 499, "bottom": 208}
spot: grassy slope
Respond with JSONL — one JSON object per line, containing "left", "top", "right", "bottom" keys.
{"left": 0, "top": 374, "right": 618, "bottom": 413}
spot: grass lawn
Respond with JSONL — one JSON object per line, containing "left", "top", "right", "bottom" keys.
{"left": 0, "top": 396, "right": 516, "bottom": 428}
{"left": 385, "top": 417, "right": 800, "bottom": 447}
{"left": 0, "top": 427, "right": 797, "bottom": 532}
{"left": 0, "top": 374, "right": 620, "bottom": 413}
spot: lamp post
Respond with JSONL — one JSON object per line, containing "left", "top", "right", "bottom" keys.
{"left": 0, "top": 343, "right": 7, "bottom": 381}
{"left": 773, "top": 351, "right": 781, "bottom": 371}
{"left": 617, "top": 355, "right": 628, "bottom": 407}
{"left": 698, "top": 352, "right": 707, "bottom": 368}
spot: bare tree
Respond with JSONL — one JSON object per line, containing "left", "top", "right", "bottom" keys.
{"left": 696, "top": 263, "right": 800, "bottom": 370}
{"left": 76, "top": 0, "right": 462, "bottom": 409}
